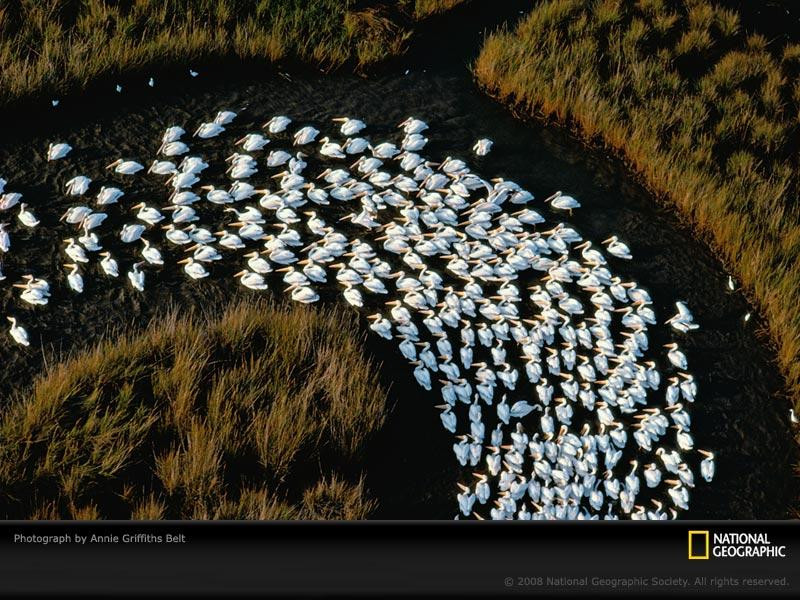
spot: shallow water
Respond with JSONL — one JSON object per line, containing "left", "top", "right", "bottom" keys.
{"left": 0, "top": 2, "right": 796, "bottom": 519}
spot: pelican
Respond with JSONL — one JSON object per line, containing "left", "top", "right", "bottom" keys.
{"left": 65, "top": 175, "right": 92, "bottom": 196}
{"left": 544, "top": 191, "right": 581, "bottom": 213}
{"left": 148, "top": 160, "right": 177, "bottom": 175}
{"left": 61, "top": 205, "right": 92, "bottom": 224}
{"left": 0, "top": 191, "right": 21, "bottom": 211}
{"left": 603, "top": 236, "right": 632, "bottom": 260}
{"left": 96, "top": 186, "right": 125, "bottom": 205}
{"left": 133, "top": 203, "right": 164, "bottom": 225}
{"left": 333, "top": 117, "right": 366, "bottom": 136}
{"left": 47, "top": 142, "right": 72, "bottom": 161}
{"left": 236, "top": 133, "right": 269, "bottom": 152}
{"left": 160, "top": 141, "right": 189, "bottom": 156}
{"left": 399, "top": 117, "right": 428, "bottom": 134}
{"left": 140, "top": 239, "right": 164, "bottom": 265}
{"left": 214, "top": 110, "right": 237, "bottom": 125}
{"left": 698, "top": 450, "right": 715, "bottom": 482}
{"left": 177, "top": 257, "right": 209, "bottom": 279}
{"left": 319, "top": 137, "right": 346, "bottom": 159}
{"left": 194, "top": 122, "right": 225, "bottom": 138}
{"left": 120, "top": 223, "right": 145, "bottom": 243}
{"left": 64, "top": 238, "right": 89, "bottom": 263}
{"left": 107, "top": 159, "right": 144, "bottom": 175}
{"left": 0, "top": 223, "right": 9, "bottom": 252}
{"left": 666, "top": 301, "right": 699, "bottom": 332}
{"left": 244, "top": 251, "right": 272, "bottom": 274}
{"left": 286, "top": 283, "right": 319, "bottom": 303}
{"left": 236, "top": 270, "right": 268, "bottom": 290}
{"left": 293, "top": 126, "right": 320, "bottom": 145}
{"left": 64, "top": 263, "right": 84, "bottom": 293}
{"left": 7, "top": 316, "right": 29, "bottom": 346}
{"left": 264, "top": 115, "right": 292, "bottom": 134}
{"left": 473, "top": 138, "right": 493, "bottom": 156}
{"left": 127, "top": 262, "right": 146, "bottom": 291}
{"left": 99, "top": 252, "right": 119, "bottom": 277}
{"left": 18, "top": 204, "right": 39, "bottom": 227}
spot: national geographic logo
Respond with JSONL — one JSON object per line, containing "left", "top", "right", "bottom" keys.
{"left": 688, "top": 530, "right": 788, "bottom": 560}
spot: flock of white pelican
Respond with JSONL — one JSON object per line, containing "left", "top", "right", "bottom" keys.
{"left": 0, "top": 110, "right": 715, "bottom": 519}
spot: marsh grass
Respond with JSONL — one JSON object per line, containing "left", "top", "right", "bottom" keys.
{"left": 0, "top": 299, "right": 385, "bottom": 519}
{"left": 475, "top": 0, "right": 800, "bottom": 410}
{"left": 0, "top": 0, "right": 471, "bottom": 108}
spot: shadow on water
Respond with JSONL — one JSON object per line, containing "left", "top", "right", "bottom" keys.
{"left": 0, "top": 0, "right": 796, "bottom": 518}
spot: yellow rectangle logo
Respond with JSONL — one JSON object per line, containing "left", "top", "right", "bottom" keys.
{"left": 688, "top": 530, "right": 710, "bottom": 560}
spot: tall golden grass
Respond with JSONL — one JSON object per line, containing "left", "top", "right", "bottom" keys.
{"left": 0, "top": 0, "right": 473, "bottom": 108}
{"left": 475, "top": 0, "right": 800, "bottom": 410}
{"left": 0, "top": 299, "right": 386, "bottom": 519}
{"left": 413, "top": 0, "right": 468, "bottom": 18}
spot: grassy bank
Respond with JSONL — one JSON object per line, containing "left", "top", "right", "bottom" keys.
{"left": 0, "top": 0, "right": 465, "bottom": 109}
{"left": 475, "top": 0, "right": 800, "bottom": 409}
{"left": 0, "top": 300, "right": 386, "bottom": 519}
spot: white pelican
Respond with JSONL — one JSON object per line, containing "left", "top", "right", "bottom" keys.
{"left": 698, "top": 450, "right": 715, "bottom": 482}
{"left": 603, "top": 235, "right": 632, "bottom": 260}
{"left": 194, "top": 122, "right": 224, "bottom": 138}
{"left": 0, "top": 223, "right": 9, "bottom": 252}
{"left": 236, "top": 133, "right": 269, "bottom": 152}
{"left": 82, "top": 212, "right": 107, "bottom": 231}
{"left": 333, "top": 117, "right": 366, "bottom": 136}
{"left": 666, "top": 301, "right": 699, "bottom": 332}
{"left": 7, "top": 316, "right": 30, "bottom": 346}
{"left": 0, "top": 191, "right": 21, "bottom": 210}
{"left": 293, "top": 126, "right": 320, "bottom": 145}
{"left": 128, "top": 262, "right": 145, "bottom": 291}
{"left": 544, "top": 191, "right": 581, "bottom": 213}
{"left": 473, "top": 138, "right": 493, "bottom": 156}
{"left": 286, "top": 283, "right": 319, "bottom": 303}
{"left": 160, "top": 141, "right": 189, "bottom": 156}
{"left": 399, "top": 117, "right": 428, "bottom": 134}
{"left": 236, "top": 270, "right": 268, "bottom": 290}
{"left": 266, "top": 150, "right": 292, "bottom": 167}
{"left": 161, "top": 126, "right": 185, "bottom": 144}
{"left": 244, "top": 251, "right": 272, "bottom": 274}
{"left": 161, "top": 224, "right": 191, "bottom": 245}
{"left": 47, "top": 143, "right": 72, "bottom": 161}
{"left": 61, "top": 205, "right": 92, "bottom": 224}
{"left": 344, "top": 137, "right": 369, "bottom": 154}
{"left": 177, "top": 257, "right": 209, "bottom": 279}
{"left": 65, "top": 175, "right": 92, "bottom": 196}
{"left": 18, "top": 204, "right": 39, "bottom": 227}
{"left": 319, "top": 137, "right": 345, "bottom": 159}
{"left": 264, "top": 115, "right": 292, "bottom": 134}
{"left": 64, "top": 238, "right": 88, "bottom": 263}
{"left": 214, "top": 110, "right": 237, "bottom": 125}
{"left": 107, "top": 159, "right": 144, "bottom": 175}
{"left": 140, "top": 239, "right": 164, "bottom": 265}
{"left": 148, "top": 160, "right": 177, "bottom": 175}
{"left": 120, "top": 223, "right": 145, "bottom": 243}
{"left": 133, "top": 203, "right": 164, "bottom": 225}
{"left": 99, "top": 252, "right": 119, "bottom": 277}
{"left": 96, "top": 186, "right": 124, "bottom": 205}
{"left": 64, "top": 263, "right": 83, "bottom": 293}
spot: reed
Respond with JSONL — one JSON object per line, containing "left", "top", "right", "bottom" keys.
{"left": 0, "top": 0, "right": 466, "bottom": 109}
{"left": 0, "top": 299, "right": 386, "bottom": 519}
{"left": 475, "top": 0, "right": 800, "bottom": 411}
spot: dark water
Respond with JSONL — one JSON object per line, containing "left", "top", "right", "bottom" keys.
{"left": 0, "top": 1, "right": 796, "bottom": 519}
